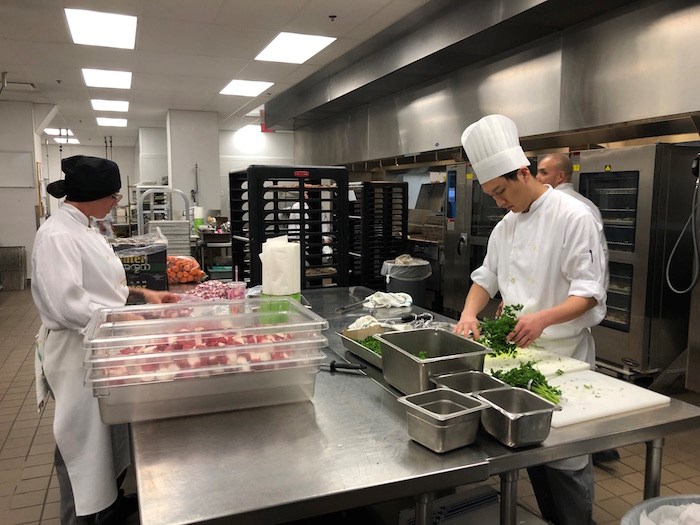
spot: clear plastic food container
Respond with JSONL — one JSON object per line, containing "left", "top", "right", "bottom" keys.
{"left": 82, "top": 297, "right": 329, "bottom": 423}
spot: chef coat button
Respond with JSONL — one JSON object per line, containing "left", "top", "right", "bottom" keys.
{"left": 510, "top": 278, "right": 516, "bottom": 284}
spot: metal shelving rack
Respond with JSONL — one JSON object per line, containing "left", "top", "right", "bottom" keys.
{"left": 349, "top": 181, "right": 408, "bottom": 290}
{"left": 228, "top": 165, "right": 349, "bottom": 289}
{"left": 132, "top": 185, "right": 171, "bottom": 231}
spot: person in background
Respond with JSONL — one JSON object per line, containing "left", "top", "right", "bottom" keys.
{"left": 455, "top": 115, "right": 607, "bottom": 525}
{"left": 31, "top": 155, "right": 179, "bottom": 525}
{"left": 536, "top": 153, "right": 603, "bottom": 225}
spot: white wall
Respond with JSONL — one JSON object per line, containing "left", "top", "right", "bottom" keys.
{"left": 219, "top": 128, "right": 294, "bottom": 216}
{"left": 138, "top": 128, "right": 167, "bottom": 185}
{"left": 0, "top": 102, "right": 42, "bottom": 278}
{"left": 166, "top": 110, "right": 219, "bottom": 217}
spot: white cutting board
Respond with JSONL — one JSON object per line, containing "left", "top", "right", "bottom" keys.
{"left": 548, "top": 370, "right": 670, "bottom": 428}
{"left": 484, "top": 347, "right": 591, "bottom": 378}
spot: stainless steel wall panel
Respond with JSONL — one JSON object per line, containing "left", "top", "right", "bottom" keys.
{"left": 364, "top": 38, "right": 563, "bottom": 162}
{"left": 561, "top": 0, "right": 700, "bottom": 131}
{"left": 295, "top": 107, "right": 369, "bottom": 166}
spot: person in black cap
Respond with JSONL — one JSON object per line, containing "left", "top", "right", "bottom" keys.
{"left": 31, "top": 155, "right": 179, "bottom": 524}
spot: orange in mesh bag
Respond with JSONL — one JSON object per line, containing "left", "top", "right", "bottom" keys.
{"left": 167, "top": 255, "right": 206, "bottom": 284}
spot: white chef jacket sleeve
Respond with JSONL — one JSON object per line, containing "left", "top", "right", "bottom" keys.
{"left": 33, "top": 231, "right": 97, "bottom": 332}
{"left": 561, "top": 213, "right": 607, "bottom": 310}
{"left": 470, "top": 223, "right": 502, "bottom": 298}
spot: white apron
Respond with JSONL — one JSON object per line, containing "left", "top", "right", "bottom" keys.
{"left": 40, "top": 328, "right": 130, "bottom": 516}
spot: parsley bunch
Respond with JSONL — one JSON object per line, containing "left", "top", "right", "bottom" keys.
{"left": 359, "top": 336, "right": 382, "bottom": 356}
{"left": 491, "top": 361, "right": 562, "bottom": 404}
{"left": 478, "top": 304, "right": 523, "bottom": 357}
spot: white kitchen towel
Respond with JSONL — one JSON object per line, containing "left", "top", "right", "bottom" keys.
{"left": 259, "top": 235, "right": 301, "bottom": 295}
{"left": 363, "top": 292, "right": 412, "bottom": 308}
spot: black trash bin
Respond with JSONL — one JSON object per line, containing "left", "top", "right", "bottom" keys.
{"left": 381, "top": 256, "right": 432, "bottom": 308}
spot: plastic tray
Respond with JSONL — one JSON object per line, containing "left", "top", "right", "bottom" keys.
{"left": 92, "top": 361, "right": 323, "bottom": 424}
{"left": 84, "top": 297, "right": 328, "bottom": 363}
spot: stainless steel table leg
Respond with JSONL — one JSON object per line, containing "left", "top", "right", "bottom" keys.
{"left": 500, "top": 470, "right": 518, "bottom": 525}
{"left": 415, "top": 492, "right": 435, "bottom": 525}
{"left": 644, "top": 438, "right": 664, "bottom": 499}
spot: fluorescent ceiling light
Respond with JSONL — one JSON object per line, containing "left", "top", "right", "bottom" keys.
{"left": 91, "top": 99, "right": 129, "bottom": 112}
{"left": 65, "top": 8, "right": 137, "bottom": 49}
{"left": 220, "top": 79, "right": 273, "bottom": 97}
{"left": 255, "top": 32, "right": 336, "bottom": 64}
{"left": 44, "top": 128, "right": 74, "bottom": 136}
{"left": 82, "top": 68, "right": 132, "bottom": 89}
{"left": 54, "top": 138, "right": 80, "bottom": 144}
{"left": 97, "top": 117, "right": 127, "bottom": 127}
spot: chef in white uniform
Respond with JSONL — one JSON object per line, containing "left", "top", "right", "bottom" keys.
{"left": 32, "top": 155, "right": 178, "bottom": 524}
{"left": 455, "top": 115, "right": 607, "bottom": 525}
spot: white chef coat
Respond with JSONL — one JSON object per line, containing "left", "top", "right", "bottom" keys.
{"left": 471, "top": 187, "right": 607, "bottom": 365}
{"left": 472, "top": 187, "right": 607, "bottom": 471}
{"left": 31, "top": 203, "right": 130, "bottom": 516}
{"left": 554, "top": 182, "right": 609, "bottom": 291}
{"left": 555, "top": 183, "right": 603, "bottom": 225}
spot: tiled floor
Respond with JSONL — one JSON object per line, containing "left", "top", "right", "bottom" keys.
{"left": 1, "top": 288, "right": 699, "bottom": 525}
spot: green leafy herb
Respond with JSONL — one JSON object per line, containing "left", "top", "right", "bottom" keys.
{"left": 555, "top": 369, "right": 564, "bottom": 376}
{"left": 491, "top": 361, "right": 562, "bottom": 404}
{"left": 358, "top": 336, "right": 382, "bottom": 356}
{"left": 478, "top": 304, "right": 524, "bottom": 357}
{"left": 415, "top": 351, "right": 428, "bottom": 359}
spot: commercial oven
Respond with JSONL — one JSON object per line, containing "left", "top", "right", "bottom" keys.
{"left": 574, "top": 144, "right": 697, "bottom": 374}
{"left": 442, "top": 163, "right": 504, "bottom": 319}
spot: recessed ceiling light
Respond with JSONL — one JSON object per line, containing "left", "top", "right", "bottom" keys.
{"left": 91, "top": 99, "right": 129, "bottom": 112}
{"left": 65, "top": 8, "right": 137, "bottom": 49}
{"left": 220, "top": 80, "right": 273, "bottom": 97}
{"left": 255, "top": 32, "right": 336, "bottom": 64}
{"left": 97, "top": 117, "right": 127, "bottom": 127}
{"left": 82, "top": 69, "right": 132, "bottom": 89}
{"left": 44, "top": 128, "right": 74, "bottom": 136}
{"left": 54, "top": 138, "right": 80, "bottom": 144}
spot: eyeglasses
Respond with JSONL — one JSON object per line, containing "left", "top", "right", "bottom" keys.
{"left": 111, "top": 193, "right": 123, "bottom": 202}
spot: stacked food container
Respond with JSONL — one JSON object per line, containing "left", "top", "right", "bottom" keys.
{"left": 372, "top": 328, "right": 561, "bottom": 452}
{"left": 83, "top": 297, "right": 328, "bottom": 424}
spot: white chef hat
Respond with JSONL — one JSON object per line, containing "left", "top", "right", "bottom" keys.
{"left": 460, "top": 114, "right": 530, "bottom": 185}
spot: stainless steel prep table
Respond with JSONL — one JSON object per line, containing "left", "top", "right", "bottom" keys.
{"left": 131, "top": 286, "right": 700, "bottom": 525}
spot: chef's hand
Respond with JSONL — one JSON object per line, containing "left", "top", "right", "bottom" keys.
{"left": 495, "top": 300, "right": 504, "bottom": 317}
{"left": 142, "top": 289, "right": 180, "bottom": 304}
{"left": 454, "top": 314, "right": 480, "bottom": 340}
{"left": 507, "top": 312, "right": 546, "bottom": 348}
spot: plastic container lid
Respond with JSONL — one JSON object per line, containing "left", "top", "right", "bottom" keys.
{"left": 83, "top": 297, "right": 328, "bottom": 365}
